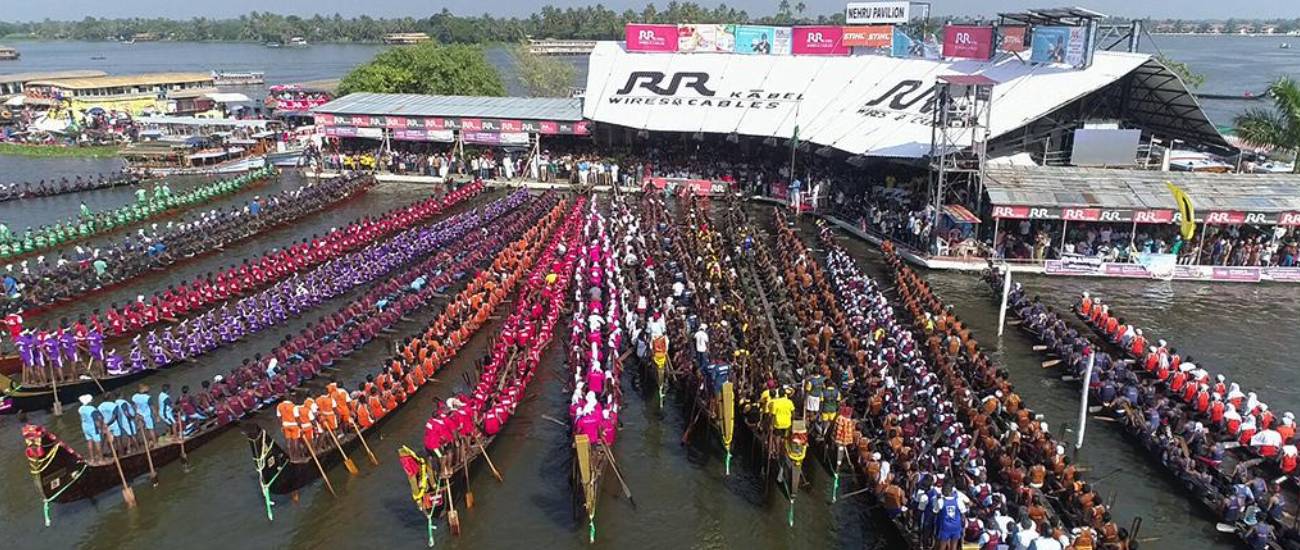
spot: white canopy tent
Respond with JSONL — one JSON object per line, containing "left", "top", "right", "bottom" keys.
{"left": 583, "top": 42, "right": 1224, "bottom": 159}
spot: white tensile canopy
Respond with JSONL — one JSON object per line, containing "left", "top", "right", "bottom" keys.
{"left": 583, "top": 41, "right": 1220, "bottom": 159}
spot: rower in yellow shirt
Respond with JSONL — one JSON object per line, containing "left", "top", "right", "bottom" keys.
{"left": 769, "top": 386, "right": 796, "bottom": 435}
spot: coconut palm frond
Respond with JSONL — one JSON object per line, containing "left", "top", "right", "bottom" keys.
{"left": 1233, "top": 107, "right": 1291, "bottom": 151}
{"left": 1268, "top": 76, "right": 1300, "bottom": 133}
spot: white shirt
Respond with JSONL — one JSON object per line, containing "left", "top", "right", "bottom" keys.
{"left": 1028, "top": 536, "right": 1064, "bottom": 550}
{"left": 694, "top": 329, "right": 709, "bottom": 353}
{"left": 1013, "top": 527, "right": 1040, "bottom": 550}
{"left": 648, "top": 317, "right": 666, "bottom": 338}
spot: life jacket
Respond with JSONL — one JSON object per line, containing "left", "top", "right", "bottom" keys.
{"left": 1210, "top": 401, "right": 1226, "bottom": 423}
{"left": 1170, "top": 371, "right": 1187, "bottom": 393}
{"left": 1130, "top": 336, "right": 1146, "bottom": 357}
{"left": 1282, "top": 453, "right": 1297, "bottom": 474}
{"left": 1195, "top": 391, "right": 1210, "bottom": 413}
{"left": 314, "top": 395, "right": 336, "bottom": 430}
{"left": 296, "top": 403, "right": 315, "bottom": 437}
{"left": 1080, "top": 297, "right": 1093, "bottom": 316}
{"left": 276, "top": 401, "right": 299, "bottom": 438}
{"left": 1278, "top": 424, "right": 1295, "bottom": 443}
{"left": 1261, "top": 411, "right": 1276, "bottom": 429}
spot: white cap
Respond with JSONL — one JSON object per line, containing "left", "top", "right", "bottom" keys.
{"left": 79, "top": 394, "right": 93, "bottom": 405}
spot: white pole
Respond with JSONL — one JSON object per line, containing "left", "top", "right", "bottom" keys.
{"left": 1076, "top": 351, "right": 1096, "bottom": 450}
{"left": 997, "top": 265, "right": 1012, "bottom": 338}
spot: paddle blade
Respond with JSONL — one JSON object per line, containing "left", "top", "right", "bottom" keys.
{"left": 345, "top": 458, "right": 359, "bottom": 475}
{"left": 1041, "top": 359, "right": 1062, "bottom": 368}
{"left": 466, "top": 490, "right": 474, "bottom": 509}
{"left": 123, "top": 486, "right": 137, "bottom": 508}
{"left": 449, "top": 510, "right": 461, "bottom": 536}
{"left": 53, "top": 399, "right": 64, "bottom": 416}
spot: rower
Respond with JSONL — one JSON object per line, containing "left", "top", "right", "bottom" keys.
{"left": 77, "top": 394, "right": 103, "bottom": 458}
{"left": 276, "top": 399, "right": 301, "bottom": 457}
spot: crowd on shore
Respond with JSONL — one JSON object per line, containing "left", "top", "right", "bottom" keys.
{"left": 994, "top": 220, "right": 1299, "bottom": 268}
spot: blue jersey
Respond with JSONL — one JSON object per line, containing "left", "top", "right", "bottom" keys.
{"left": 78, "top": 404, "right": 101, "bottom": 442}
{"left": 936, "top": 494, "right": 964, "bottom": 539}
{"left": 132, "top": 393, "right": 154, "bottom": 430}
{"left": 158, "top": 391, "right": 174, "bottom": 424}
{"left": 98, "top": 401, "right": 120, "bottom": 436}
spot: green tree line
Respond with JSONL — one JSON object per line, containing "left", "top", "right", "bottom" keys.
{"left": 0, "top": 3, "right": 852, "bottom": 44}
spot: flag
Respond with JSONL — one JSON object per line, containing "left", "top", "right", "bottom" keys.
{"left": 1165, "top": 181, "right": 1196, "bottom": 241}
{"left": 790, "top": 123, "right": 799, "bottom": 151}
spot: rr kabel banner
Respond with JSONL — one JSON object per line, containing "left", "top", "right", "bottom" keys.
{"left": 942, "top": 25, "right": 994, "bottom": 60}
{"left": 625, "top": 24, "right": 678, "bottom": 52}
{"left": 792, "top": 26, "right": 849, "bottom": 56}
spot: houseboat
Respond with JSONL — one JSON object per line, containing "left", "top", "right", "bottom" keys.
{"left": 0, "top": 46, "right": 19, "bottom": 61}
{"left": 211, "top": 71, "right": 266, "bottom": 87}
{"left": 123, "top": 116, "right": 277, "bottom": 175}
{"left": 23, "top": 72, "right": 215, "bottom": 118}
{"left": 382, "top": 33, "right": 432, "bottom": 45}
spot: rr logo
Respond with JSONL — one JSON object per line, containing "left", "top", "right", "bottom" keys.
{"left": 615, "top": 71, "right": 716, "bottom": 96}
{"left": 639, "top": 30, "right": 656, "bottom": 41}
{"left": 808, "top": 32, "right": 825, "bottom": 43}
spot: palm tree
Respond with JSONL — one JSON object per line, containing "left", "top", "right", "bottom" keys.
{"left": 1233, "top": 76, "right": 1300, "bottom": 172}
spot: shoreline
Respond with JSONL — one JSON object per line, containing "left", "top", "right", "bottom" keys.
{"left": 1150, "top": 32, "right": 1299, "bottom": 38}
{"left": 0, "top": 142, "right": 122, "bottom": 158}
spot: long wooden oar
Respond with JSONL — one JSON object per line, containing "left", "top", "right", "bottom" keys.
{"left": 836, "top": 485, "right": 875, "bottom": 500}
{"left": 49, "top": 364, "right": 63, "bottom": 416}
{"left": 107, "top": 435, "right": 137, "bottom": 507}
{"left": 303, "top": 436, "right": 337, "bottom": 497}
{"left": 477, "top": 439, "right": 504, "bottom": 482}
{"left": 137, "top": 417, "right": 159, "bottom": 486}
{"left": 349, "top": 418, "right": 380, "bottom": 465}
{"left": 83, "top": 362, "right": 107, "bottom": 393}
{"left": 445, "top": 474, "right": 461, "bottom": 536}
{"left": 462, "top": 438, "right": 474, "bottom": 509}
{"left": 325, "top": 424, "right": 359, "bottom": 475}
{"left": 601, "top": 444, "right": 636, "bottom": 508}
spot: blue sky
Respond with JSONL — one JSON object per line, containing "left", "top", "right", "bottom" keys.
{"left": 7, "top": 0, "right": 1299, "bottom": 21}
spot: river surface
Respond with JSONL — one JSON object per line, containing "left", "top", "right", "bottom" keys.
{"left": 2, "top": 34, "right": 1291, "bottom": 125}
{"left": 1, "top": 35, "right": 1298, "bottom": 550}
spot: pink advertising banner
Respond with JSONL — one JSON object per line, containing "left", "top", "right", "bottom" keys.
{"left": 625, "top": 24, "right": 679, "bottom": 52}
{"left": 942, "top": 25, "right": 995, "bottom": 60}
{"left": 792, "top": 26, "right": 850, "bottom": 56}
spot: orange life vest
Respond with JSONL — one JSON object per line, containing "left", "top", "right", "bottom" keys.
{"left": 277, "top": 400, "right": 300, "bottom": 440}
{"left": 296, "top": 402, "right": 316, "bottom": 439}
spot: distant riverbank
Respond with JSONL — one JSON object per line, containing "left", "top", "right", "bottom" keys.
{"left": 0, "top": 142, "right": 121, "bottom": 158}
{"left": 1151, "top": 32, "right": 1300, "bottom": 38}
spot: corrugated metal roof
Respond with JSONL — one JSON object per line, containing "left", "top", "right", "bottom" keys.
{"left": 985, "top": 166, "right": 1300, "bottom": 213}
{"left": 314, "top": 92, "right": 584, "bottom": 121}
{"left": 0, "top": 70, "right": 108, "bottom": 84}
{"left": 27, "top": 72, "right": 212, "bottom": 90}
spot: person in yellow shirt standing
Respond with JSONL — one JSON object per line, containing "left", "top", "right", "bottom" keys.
{"left": 769, "top": 386, "right": 796, "bottom": 437}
